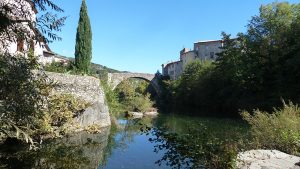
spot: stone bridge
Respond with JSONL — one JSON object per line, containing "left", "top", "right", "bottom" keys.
{"left": 107, "top": 73, "right": 161, "bottom": 96}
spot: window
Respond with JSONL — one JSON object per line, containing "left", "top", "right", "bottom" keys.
{"left": 17, "top": 39, "right": 24, "bottom": 52}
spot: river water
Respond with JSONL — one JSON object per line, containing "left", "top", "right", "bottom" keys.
{"left": 0, "top": 114, "right": 248, "bottom": 169}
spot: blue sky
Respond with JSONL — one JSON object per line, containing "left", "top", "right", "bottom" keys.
{"left": 49, "top": 0, "right": 298, "bottom": 73}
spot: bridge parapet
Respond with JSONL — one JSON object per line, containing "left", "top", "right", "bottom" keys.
{"left": 107, "top": 73, "right": 155, "bottom": 89}
{"left": 107, "top": 73, "right": 161, "bottom": 96}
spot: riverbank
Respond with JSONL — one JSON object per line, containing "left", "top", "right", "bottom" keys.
{"left": 0, "top": 114, "right": 248, "bottom": 168}
{"left": 1, "top": 111, "right": 300, "bottom": 168}
{"left": 0, "top": 70, "right": 111, "bottom": 146}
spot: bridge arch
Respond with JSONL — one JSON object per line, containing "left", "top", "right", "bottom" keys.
{"left": 107, "top": 73, "right": 161, "bottom": 96}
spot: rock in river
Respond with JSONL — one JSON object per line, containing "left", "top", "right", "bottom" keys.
{"left": 237, "top": 149, "right": 300, "bottom": 169}
{"left": 144, "top": 111, "right": 159, "bottom": 116}
{"left": 126, "top": 112, "right": 144, "bottom": 119}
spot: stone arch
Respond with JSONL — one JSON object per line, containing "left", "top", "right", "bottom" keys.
{"left": 107, "top": 73, "right": 161, "bottom": 96}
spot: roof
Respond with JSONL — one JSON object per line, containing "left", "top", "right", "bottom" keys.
{"left": 43, "top": 50, "right": 55, "bottom": 55}
{"left": 194, "top": 39, "right": 223, "bottom": 44}
{"left": 164, "top": 60, "right": 182, "bottom": 68}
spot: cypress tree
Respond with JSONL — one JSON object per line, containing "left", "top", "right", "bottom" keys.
{"left": 75, "top": 0, "right": 92, "bottom": 74}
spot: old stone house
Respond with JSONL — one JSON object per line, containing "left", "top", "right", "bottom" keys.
{"left": 162, "top": 40, "right": 224, "bottom": 80}
{"left": 0, "top": 0, "right": 69, "bottom": 65}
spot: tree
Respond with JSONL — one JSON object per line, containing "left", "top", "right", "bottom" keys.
{"left": 0, "top": 0, "right": 66, "bottom": 145}
{"left": 166, "top": 2, "right": 300, "bottom": 116}
{"left": 75, "top": 0, "right": 92, "bottom": 74}
{"left": 0, "top": 0, "right": 66, "bottom": 50}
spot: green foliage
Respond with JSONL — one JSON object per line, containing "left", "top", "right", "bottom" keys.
{"left": 0, "top": 52, "right": 90, "bottom": 144}
{"left": 165, "top": 2, "right": 300, "bottom": 117}
{"left": 75, "top": 0, "right": 92, "bottom": 74}
{"left": 0, "top": 0, "right": 66, "bottom": 49}
{"left": 103, "top": 78, "right": 155, "bottom": 117}
{"left": 0, "top": 52, "right": 51, "bottom": 144}
{"left": 102, "top": 82, "right": 123, "bottom": 116}
{"left": 115, "top": 79, "right": 154, "bottom": 113}
{"left": 46, "top": 94, "right": 89, "bottom": 128}
{"left": 44, "top": 62, "right": 72, "bottom": 73}
{"left": 127, "top": 93, "right": 154, "bottom": 113}
{"left": 143, "top": 124, "right": 240, "bottom": 169}
{"left": 241, "top": 102, "right": 300, "bottom": 155}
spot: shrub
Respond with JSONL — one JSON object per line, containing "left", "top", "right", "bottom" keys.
{"left": 241, "top": 102, "right": 300, "bottom": 155}
{"left": 102, "top": 82, "right": 123, "bottom": 116}
{"left": 127, "top": 93, "right": 154, "bottom": 113}
{"left": 0, "top": 52, "right": 51, "bottom": 145}
{"left": 44, "top": 62, "right": 71, "bottom": 73}
{"left": 0, "top": 52, "right": 90, "bottom": 144}
{"left": 47, "top": 94, "right": 89, "bottom": 127}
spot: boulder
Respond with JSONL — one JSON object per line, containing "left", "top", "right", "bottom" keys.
{"left": 237, "top": 150, "right": 300, "bottom": 169}
{"left": 74, "top": 102, "right": 111, "bottom": 129}
{"left": 46, "top": 72, "right": 111, "bottom": 130}
{"left": 144, "top": 111, "right": 159, "bottom": 116}
{"left": 126, "top": 112, "right": 143, "bottom": 119}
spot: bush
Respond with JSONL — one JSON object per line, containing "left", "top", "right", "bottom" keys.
{"left": 241, "top": 102, "right": 300, "bottom": 155}
{"left": 35, "top": 93, "right": 89, "bottom": 137}
{"left": 47, "top": 94, "right": 89, "bottom": 127}
{"left": 127, "top": 93, "right": 154, "bottom": 113}
{"left": 0, "top": 52, "right": 90, "bottom": 144}
{"left": 0, "top": 52, "right": 51, "bottom": 145}
{"left": 102, "top": 82, "right": 123, "bottom": 116}
{"left": 44, "top": 62, "right": 72, "bottom": 73}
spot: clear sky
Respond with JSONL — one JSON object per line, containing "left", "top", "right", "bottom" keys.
{"left": 49, "top": 0, "right": 298, "bottom": 73}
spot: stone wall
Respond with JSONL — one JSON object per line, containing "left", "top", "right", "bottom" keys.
{"left": 107, "top": 73, "right": 154, "bottom": 89}
{"left": 45, "top": 72, "right": 111, "bottom": 129}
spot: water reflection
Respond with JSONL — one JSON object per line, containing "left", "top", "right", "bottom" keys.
{"left": 0, "top": 114, "right": 248, "bottom": 169}
{"left": 0, "top": 127, "right": 111, "bottom": 169}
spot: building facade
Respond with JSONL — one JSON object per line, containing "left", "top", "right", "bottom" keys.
{"left": 162, "top": 61, "right": 183, "bottom": 80}
{"left": 1, "top": 0, "right": 67, "bottom": 65}
{"left": 162, "top": 40, "right": 223, "bottom": 80}
{"left": 194, "top": 40, "right": 223, "bottom": 61}
{"left": 180, "top": 48, "right": 197, "bottom": 68}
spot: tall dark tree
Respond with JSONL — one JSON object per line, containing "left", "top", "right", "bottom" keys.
{"left": 75, "top": 0, "right": 92, "bottom": 74}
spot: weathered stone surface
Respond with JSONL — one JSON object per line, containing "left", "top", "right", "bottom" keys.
{"left": 46, "top": 71, "right": 105, "bottom": 105}
{"left": 45, "top": 72, "right": 111, "bottom": 129}
{"left": 107, "top": 72, "right": 154, "bottom": 90}
{"left": 144, "top": 111, "right": 159, "bottom": 116}
{"left": 74, "top": 102, "right": 111, "bottom": 128}
{"left": 107, "top": 72, "right": 162, "bottom": 96}
{"left": 237, "top": 150, "right": 300, "bottom": 169}
{"left": 126, "top": 112, "right": 144, "bottom": 119}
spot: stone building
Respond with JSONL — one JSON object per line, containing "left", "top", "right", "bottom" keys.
{"left": 0, "top": 0, "right": 68, "bottom": 65}
{"left": 162, "top": 39, "right": 224, "bottom": 80}
{"left": 180, "top": 48, "right": 197, "bottom": 68}
{"left": 162, "top": 61, "right": 183, "bottom": 80}
{"left": 194, "top": 40, "right": 223, "bottom": 61}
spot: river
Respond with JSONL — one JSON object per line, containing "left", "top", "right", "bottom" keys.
{"left": 0, "top": 114, "right": 249, "bottom": 169}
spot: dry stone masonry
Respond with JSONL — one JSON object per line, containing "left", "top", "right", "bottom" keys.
{"left": 107, "top": 73, "right": 155, "bottom": 89}
{"left": 46, "top": 72, "right": 111, "bottom": 129}
{"left": 107, "top": 72, "right": 162, "bottom": 96}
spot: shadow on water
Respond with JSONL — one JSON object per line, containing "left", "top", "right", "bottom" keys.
{"left": 0, "top": 127, "right": 111, "bottom": 169}
{"left": 0, "top": 114, "right": 249, "bottom": 169}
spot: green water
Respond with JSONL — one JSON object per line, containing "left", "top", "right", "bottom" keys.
{"left": 0, "top": 114, "right": 249, "bottom": 169}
